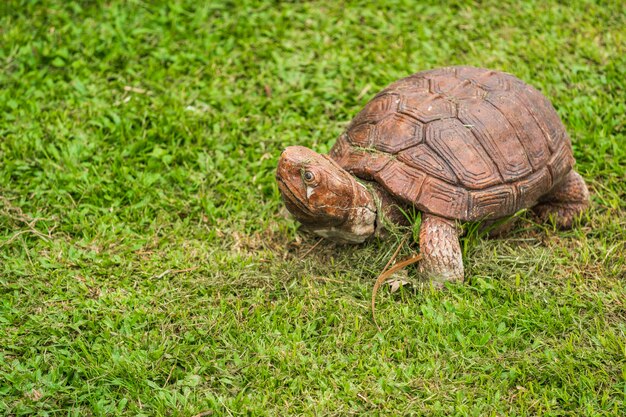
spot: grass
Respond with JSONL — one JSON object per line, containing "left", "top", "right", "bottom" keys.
{"left": 1, "top": 0, "right": 625, "bottom": 415}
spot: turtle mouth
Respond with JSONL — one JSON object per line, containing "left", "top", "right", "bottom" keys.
{"left": 276, "top": 176, "right": 317, "bottom": 222}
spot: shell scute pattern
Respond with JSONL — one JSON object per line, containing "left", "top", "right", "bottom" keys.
{"left": 425, "top": 118, "right": 501, "bottom": 189}
{"left": 347, "top": 123, "right": 375, "bottom": 148}
{"left": 349, "top": 93, "right": 400, "bottom": 128}
{"left": 400, "top": 94, "right": 457, "bottom": 123}
{"left": 330, "top": 66, "right": 575, "bottom": 221}
{"left": 397, "top": 144, "right": 458, "bottom": 184}
{"left": 469, "top": 185, "right": 518, "bottom": 219}
{"left": 457, "top": 100, "right": 532, "bottom": 181}
{"left": 456, "top": 67, "right": 514, "bottom": 91}
{"left": 485, "top": 91, "right": 551, "bottom": 169}
{"left": 417, "top": 177, "right": 469, "bottom": 220}
{"left": 508, "top": 84, "right": 567, "bottom": 152}
{"left": 548, "top": 140, "right": 575, "bottom": 182}
{"left": 516, "top": 167, "right": 553, "bottom": 207}
{"left": 372, "top": 114, "right": 424, "bottom": 154}
{"left": 384, "top": 76, "right": 430, "bottom": 95}
{"left": 375, "top": 160, "right": 426, "bottom": 203}
{"left": 330, "top": 134, "right": 391, "bottom": 180}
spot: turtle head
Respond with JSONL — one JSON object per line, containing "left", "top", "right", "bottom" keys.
{"left": 276, "top": 146, "right": 377, "bottom": 243}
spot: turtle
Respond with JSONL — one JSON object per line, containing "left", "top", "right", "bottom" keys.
{"left": 276, "top": 66, "right": 589, "bottom": 285}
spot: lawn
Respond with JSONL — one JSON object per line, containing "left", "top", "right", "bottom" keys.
{"left": 1, "top": 0, "right": 625, "bottom": 415}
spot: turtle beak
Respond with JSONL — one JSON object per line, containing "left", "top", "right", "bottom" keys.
{"left": 276, "top": 149, "right": 303, "bottom": 197}
{"left": 276, "top": 147, "right": 311, "bottom": 199}
{"left": 276, "top": 147, "right": 318, "bottom": 223}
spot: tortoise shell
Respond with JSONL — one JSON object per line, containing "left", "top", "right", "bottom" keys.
{"left": 329, "top": 66, "right": 575, "bottom": 221}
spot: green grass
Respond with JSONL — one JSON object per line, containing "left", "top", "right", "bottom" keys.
{"left": 1, "top": 0, "right": 625, "bottom": 415}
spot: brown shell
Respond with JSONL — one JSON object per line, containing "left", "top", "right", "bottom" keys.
{"left": 329, "top": 66, "right": 575, "bottom": 221}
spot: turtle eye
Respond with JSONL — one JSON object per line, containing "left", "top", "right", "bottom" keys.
{"left": 303, "top": 171, "right": 315, "bottom": 183}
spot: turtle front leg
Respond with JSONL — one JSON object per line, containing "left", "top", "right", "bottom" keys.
{"left": 418, "top": 214, "right": 464, "bottom": 286}
{"left": 532, "top": 170, "right": 589, "bottom": 229}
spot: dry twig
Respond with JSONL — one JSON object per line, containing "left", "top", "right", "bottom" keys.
{"left": 371, "top": 235, "right": 422, "bottom": 331}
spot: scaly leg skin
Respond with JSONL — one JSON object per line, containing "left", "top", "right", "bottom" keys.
{"left": 532, "top": 170, "right": 590, "bottom": 229}
{"left": 418, "top": 214, "right": 464, "bottom": 287}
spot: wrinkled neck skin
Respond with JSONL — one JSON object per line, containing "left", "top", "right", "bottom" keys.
{"left": 369, "top": 182, "right": 411, "bottom": 235}
{"left": 309, "top": 181, "right": 408, "bottom": 244}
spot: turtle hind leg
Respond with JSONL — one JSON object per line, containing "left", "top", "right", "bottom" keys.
{"left": 532, "top": 170, "right": 590, "bottom": 229}
{"left": 418, "top": 214, "right": 464, "bottom": 287}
